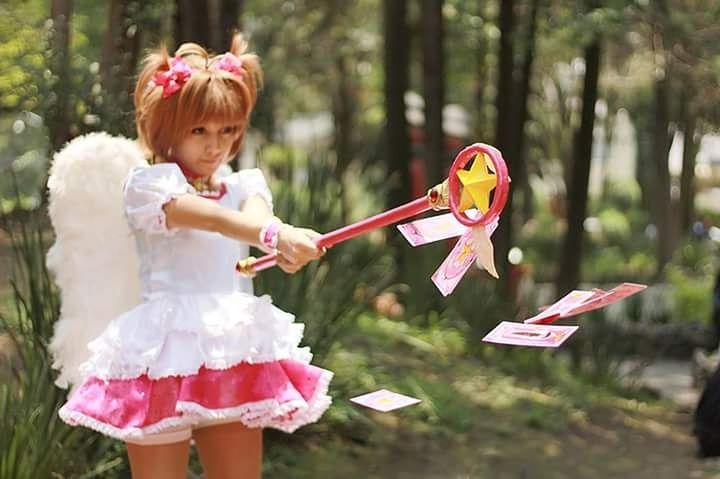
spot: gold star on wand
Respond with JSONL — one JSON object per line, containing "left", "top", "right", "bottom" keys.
{"left": 456, "top": 153, "right": 497, "bottom": 213}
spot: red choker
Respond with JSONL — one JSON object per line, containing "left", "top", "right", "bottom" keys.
{"left": 170, "top": 157, "right": 227, "bottom": 200}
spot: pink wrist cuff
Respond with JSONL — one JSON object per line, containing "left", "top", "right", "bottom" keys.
{"left": 259, "top": 220, "right": 282, "bottom": 250}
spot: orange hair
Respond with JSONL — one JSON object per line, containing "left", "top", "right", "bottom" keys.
{"left": 134, "top": 33, "right": 262, "bottom": 162}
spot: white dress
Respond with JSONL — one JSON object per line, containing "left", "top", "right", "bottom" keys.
{"left": 58, "top": 163, "right": 333, "bottom": 441}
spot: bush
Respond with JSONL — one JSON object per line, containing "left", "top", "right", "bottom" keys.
{"left": 667, "top": 266, "right": 713, "bottom": 324}
{"left": 254, "top": 146, "right": 394, "bottom": 361}
{"left": 597, "top": 208, "right": 631, "bottom": 243}
{"left": 0, "top": 213, "right": 126, "bottom": 478}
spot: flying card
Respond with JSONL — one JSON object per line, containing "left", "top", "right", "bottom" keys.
{"left": 349, "top": 389, "right": 422, "bottom": 412}
{"left": 431, "top": 230, "right": 478, "bottom": 296}
{"left": 482, "top": 321, "right": 578, "bottom": 347}
{"left": 524, "top": 283, "right": 647, "bottom": 324}
{"left": 524, "top": 290, "right": 598, "bottom": 325}
{"left": 397, "top": 212, "right": 469, "bottom": 246}
{"left": 563, "top": 283, "right": 647, "bottom": 317}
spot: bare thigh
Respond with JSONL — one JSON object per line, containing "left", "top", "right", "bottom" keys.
{"left": 193, "top": 422, "right": 263, "bottom": 479}
{"left": 125, "top": 440, "right": 191, "bottom": 479}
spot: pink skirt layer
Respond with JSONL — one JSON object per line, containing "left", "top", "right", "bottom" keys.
{"left": 59, "top": 359, "right": 333, "bottom": 440}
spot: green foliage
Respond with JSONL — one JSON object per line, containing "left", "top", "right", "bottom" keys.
{"left": 597, "top": 208, "right": 631, "bottom": 242}
{"left": 671, "top": 239, "right": 718, "bottom": 275}
{"left": 668, "top": 269, "right": 711, "bottom": 324}
{"left": 0, "top": 116, "right": 49, "bottom": 210}
{"left": 0, "top": 213, "right": 126, "bottom": 478}
{"left": 0, "top": 2, "right": 45, "bottom": 112}
{"left": 393, "top": 245, "right": 448, "bottom": 319}
{"left": 255, "top": 146, "right": 395, "bottom": 361}
{"left": 602, "top": 179, "right": 642, "bottom": 210}
{"left": 518, "top": 207, "right": 564, "bottom": 281}
{"left": 583, "top": 246, "right": 627, "bottom": 281}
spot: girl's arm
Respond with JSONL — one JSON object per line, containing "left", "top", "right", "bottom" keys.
{"left": 164, "top": 195, "right": 322, "bottom": 270}
{"left": 240, "top": 195, "right": 274, "bottom": 225}
{"left": 238, "top": 195, "right": 318, "bottom": 273}
{"left": 164, "top": 194, "right": 266, "bottom": 246}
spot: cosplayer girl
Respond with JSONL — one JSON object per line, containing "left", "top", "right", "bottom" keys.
{"left": 47, "top": 34, "right": 333, "bottom": 479}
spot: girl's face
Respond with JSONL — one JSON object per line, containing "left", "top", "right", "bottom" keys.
{"left": 173, "top": 121, "right": 241, "bottom": 178}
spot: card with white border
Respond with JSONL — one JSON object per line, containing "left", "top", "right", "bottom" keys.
{"left": 482, "top": 321, "right": 578, "bottom": 348}
{"left": 524, "top": 290, "right": 597, "bottom": 325}
{"left": 350, "top": 389, "right": 422, "bottom": 412}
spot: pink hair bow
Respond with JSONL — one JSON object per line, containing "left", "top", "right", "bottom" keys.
{"left": 214, "top": 53, "right": 244, "bottom": 76}
{"left": 152, "top": 56, "right": 193, "bottom": 98}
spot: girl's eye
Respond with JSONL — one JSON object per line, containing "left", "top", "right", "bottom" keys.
{"left": 221, "top": 126, "right": 238, "bottom": 135}
{"left": 191, "top": 127, "right": 205, "bottom": 135}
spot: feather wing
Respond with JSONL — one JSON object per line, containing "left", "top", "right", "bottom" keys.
{"left": 47, "top": 132, "right": 148, "bottom": 388}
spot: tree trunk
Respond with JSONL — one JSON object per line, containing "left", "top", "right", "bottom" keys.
{"left": 101, "top": 0, "right": 125, "bottom": 89}
{"left": 422, "top": 0, "right": 445, "bottom": 184}
{"left": 514, "top": 0, "right": 540, "bottom": 224}
{"left": 208, "top": 0, "right": 243, "bottom": 52}
{"left": 383, "top": 0, "right": 412, "bottom": 210}
{"left": 557, "top": 36, "right": 601, "bottom": 371}
{"left": 99, "top": 0, "right": 142, "bottom": 136}
{"left": 556, "top": 38, "right": 602, "bottom": 297}
{"left": 679, "top": 110, "right": 698, "bottom": 234}
{"left": 122, "top": 8, "right": 143, "bottom": 90}
{"left": 650, "top": 0, "right": 674, "bottom": 277}
{"left": 209, "top": 0, "right": 222, "bottom": 52}
{"left": 175, "top": 1, "right": 241, "bottom": 52}
{"left": 474, "top": 2, "right": 489, "bottom": 138}
{"left": 634, "top": 104, "right": 655, "bottom": 220}
{"left": 221, "top": 0, "right": 243, "bottom": 45}
{"left": 333, "top": 55, "right": 355, "bottom": 174}
{"left": 653, "top": 74, "right": 673, "bottom": 276}
{"left": 493, "top": 0, "right": 516, "bottom": 283}
{"left": 333, "top": 54, "right": 356, "bottom": 221}
{"left": 48, "top": 0, "right": 73, "bottom": 152}
{"left": 175, "top": 0, "right": 210, "bottom": 47}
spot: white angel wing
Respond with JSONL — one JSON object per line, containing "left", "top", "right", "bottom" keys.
{"left": 47, "top": 132, "right": 148, "bottom": 388}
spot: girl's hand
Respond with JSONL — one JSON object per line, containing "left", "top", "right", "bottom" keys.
{"left": 275, "top": 226, "right": 325, "bottom": 274}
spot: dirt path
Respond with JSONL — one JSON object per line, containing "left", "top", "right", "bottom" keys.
{"left": 269, "top": 363, "right": 715, "bottom": 479}
{"left": 344, "top": 399, "right": 701, "bottom": 479}
{"left": 270, "top": 399, "right": 709, "bottom": 479}
{"left": 370, "top": 360, "right": 715, "bottom": 479}
{"left": 626, "top": 359, "right": 700, "bottom": 407}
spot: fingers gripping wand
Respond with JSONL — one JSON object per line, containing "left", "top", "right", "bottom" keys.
{"left": 236, "top": 143, "right": 510, "bottom": 294}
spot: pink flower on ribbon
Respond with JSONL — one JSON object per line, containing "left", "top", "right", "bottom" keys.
{"left": 152, "top": 56, "right": 193, "bottom": 98}
{"left": 214, "top": 53, "right": 244, "bottom": 76}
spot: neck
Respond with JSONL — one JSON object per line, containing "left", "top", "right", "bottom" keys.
{"left": 170, "top": 156, "right": 211, "bottom": 183}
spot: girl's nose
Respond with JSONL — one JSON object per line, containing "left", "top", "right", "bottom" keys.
{"left": 206, "top": 134, "right": 222, "bottom": 153}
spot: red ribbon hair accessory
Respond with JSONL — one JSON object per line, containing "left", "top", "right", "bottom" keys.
{"left": 151, "top": 56, "right": 193, "bottom": 98}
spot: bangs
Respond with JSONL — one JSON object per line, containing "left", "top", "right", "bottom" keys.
{"left": 174, "top": 73, "right": 249, "bottom": 132}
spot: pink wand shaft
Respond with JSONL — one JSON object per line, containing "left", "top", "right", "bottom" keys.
{"left": 251, "top": 197, "right": 430, "bottom": 272}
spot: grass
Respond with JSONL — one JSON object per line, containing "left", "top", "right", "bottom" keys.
{"left": 0, "top": 290, "right": 11, "bottom": 320}
{"left": 0, "top": 214, "right": 127, "bottom": 479}
{"left": 263, "top": 312, "right": 709, "bottom": 479}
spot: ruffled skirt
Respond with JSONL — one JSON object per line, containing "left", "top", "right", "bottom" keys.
{"left": 59, "top": 292, "right": 333, "bottom": 441}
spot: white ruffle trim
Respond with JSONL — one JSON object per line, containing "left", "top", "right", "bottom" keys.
{"left": 58, "top": 369, "right": 333, "bottom": 440}
{"left": 59, "top": 406, "right": 188, "bottom": 441}
{"left": 79, "top": 292, "right": 312, "bottom": 380}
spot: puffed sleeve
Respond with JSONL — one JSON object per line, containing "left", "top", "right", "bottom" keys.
{"left": 123, "top": 163, "right": 193, "bottom": 235}
{"left": 226, "top": 168, "right": 273, "bottom": 212}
